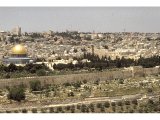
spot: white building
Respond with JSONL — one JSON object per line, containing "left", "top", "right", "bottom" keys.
{"left": 12, "top": 26, "right": 21, "bottom": 36}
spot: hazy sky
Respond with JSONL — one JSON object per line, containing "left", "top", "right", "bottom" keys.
{"left": 0, "top": 7, "right": 160, "bottom": 33}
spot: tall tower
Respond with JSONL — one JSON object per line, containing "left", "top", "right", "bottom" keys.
{"left": 17, "top": 26, "right": 21, "bottom": 36}
{"left": 12, "top": 26, "right": 21, "bottom": 36}
{"left": 91, "top": 44, "right": 94, "bottom": 55}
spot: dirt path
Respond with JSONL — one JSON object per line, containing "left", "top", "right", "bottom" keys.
{"left": 0, "top": 93, "right": 144, "bottom": 112}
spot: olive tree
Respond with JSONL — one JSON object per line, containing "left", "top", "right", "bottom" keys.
{"left": 7, "top": 84, "right": 25, "bottom": 102}
{"left": 29, "top": 80, "right": 42, "bottom": 91}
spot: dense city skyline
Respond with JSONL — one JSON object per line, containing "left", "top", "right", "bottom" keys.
{"left": 1, "top": 6, "right": 160, "bottom": 114}
{"left": 0, "top": 7, "right": 160, "bottom": 32}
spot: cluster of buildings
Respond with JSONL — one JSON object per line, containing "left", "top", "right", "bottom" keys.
{"left": 0, "top": 27, "right": 160, "bottom": 69}
{"left": 0, "top": 26, "right": 21, "bottom": 41}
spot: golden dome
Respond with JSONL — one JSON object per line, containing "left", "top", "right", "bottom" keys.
{"left": 11, "top": 44, "right": 27, "bottom": 55}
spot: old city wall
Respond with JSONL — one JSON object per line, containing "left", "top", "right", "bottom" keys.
{"left": 0, "top": 66, "right": 159, "bottom": 89}
{"left": 144, "top": 67, "right": 160, "bottom": 75}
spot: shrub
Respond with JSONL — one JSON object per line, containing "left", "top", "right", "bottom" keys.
{"left": 117, "top": 101, "right": 123, "bottom": 106}
{"left": 133, "top": 105, "right": 137, "bottom": 110}
{"left": 111, "top": 102, "right": 116, "bottom": 106}
{"left": 124, "top": 101, "right": 130, "bottom": 105}
{"left": 83, "top": 79, "right": 87, "bottom": 84}
{"left": 36, "top": 69, "right": 46, "bottom": 76}
{"left": 90, "top": 107, "right": 95, "bottom": 112}
{"left": 8, "top": 63, "right": 17, "bottom": 72}
{"left": 57, "top": 107, "right": 62, "bottom": 112}
{"left": 132, "top": 99, "right": 138, "bottom": 105}
{"left": 81, "top": 108, "right": 86, "bottom": 113}
{"left": 88, "top": 103, "right": 95, "bottom": 112}
{"left": 6, "top": 110, "right": 12, "bottom": 113}
{"left": 148, "top": 99, "right": 154, "bottom": 105}
{"left": 86, "top": 107, "right": 89, "bottom": 113}
{"left": 41, "top": 108, "right": 46, "bottom": 113}
{"left": 63, "top": 82, "right": 71, "bottom": 87}
{"left": 94, "top": 79, "right": 100, "bottom": 85}
{"left": 49, "top": 107, "right": 54, "bottom": 113}
{"left": 5, "top": 74, "right": 10, "bottom": 79}
{"left": 112, "top": 106, "right": 116, "bottom": 112}
{"left": 22, "top": 109, "right": 27, "bottom": 113}
{"left": 81, "top": 104, "right": 87, "bottom": 113}
{"left": 45, "top": 91, "right": 50, "bottom": 97}
{"left": 89, "top": 103, "right": 94, "bottom": 109}
{"left": 147, "top": 88, "right": 153, "bottom": 93}
{"left": 144, "top": 108, "right": 148, "bottom": 113}
{"left": 29, "top": 80, "right": 41, "bottom": 91}
{"left": 96, "top": 103, "right": 102, "bottom": 108}
{"left": 68, "top": 92, "right": 74, "bottom": 97}
{"left": 118, "top": 79, "right": 124, "bottom": 84}
{"left": 105, "top": 80, "right": 109, "bottom": 84}
{"left": 72, "top": 81, "right": 82, "bottom": 89}
{"left": 71, "top": 108, "right": 75, "bottom": 113}
{"left": 71, "top": 105, "right": 75, "bottom": 109}
{"left": 7, "top": 85, "right": 25, "bottom": 102}
{"left": 126, "top": 106, "right": 129, "bottom": 110}
{"left": 153, "top": 107, "right": 158, "bottom": 112}
{"left": 104, "top": 102, "right": 110, "bottom": 108}
{"left": 121, "top": 106, "right": 124, "bottom": 111}
{"left": 100, "top": 107, "right": 105, "bottom": 112}
{"left": 13, "top": 110, "right": 19, "bottom": 113}
{"left": 118, "top": 110, "right": 122, "bottom": 113}
{"left": 77, "top": 104, "right": 81, "bottom": 109}
{"left": 129, "top": 109, "right": 134, "bottom": 113}
{"left": 65, "top": 106, "right": 71, "bottom": 111}
{"left": 138, "top": 109, "right": 143, "bottom": 113}
{"left": 32, "top": 108, "right": 37, "bottom": 113}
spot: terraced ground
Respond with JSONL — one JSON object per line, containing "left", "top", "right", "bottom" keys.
{"left": 0, "top": 73, "right": 160, "bottom": 113}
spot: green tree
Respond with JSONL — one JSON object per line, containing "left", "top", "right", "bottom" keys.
{"left": 71, "top": 105, "right": 75, "bottom": 113}
{"left": 49, "top": 107, "right": 54, "bottom": 113}
{"left": 83, "top": 79, "right": 87, "bottom": 84}
{"left": 41, "top": 108, "right": 46, "bottom": 113}
{"left": 73, "top": 48, "right": 78, "bottom": 53}
{"left": 100, "top": 107, "right": 105, "bottom": 113}
{"left": 13, "top": 110, "right": 19, "bottom": 113}
{"left": 29, "top": 80, "right": 42, "bottom": 91}
{"left": 57, "top": 107, "right": 63, "bottom": 112}
{"left": 36, "top": 69, "right": 46, "bottom": 76}
{"left": 112, "top": 106, "right": 116, "bottom": 112}
{"left": 131, "top": 99, "right": 138, "bottom": 105}
{"left": 32, "top": 108, "right": 37, "bottom": 113}
{"left": 5, "top": 73, "right": 10, "bottom": 79}
{"left": 7, "top": 85, "right": 25, "bottom": 102}
{"left": 96, "top": 103, "right": 102, "bottom": 108}
{"left": 68, "top": 92, "right": 74, "bottom": 97}
{"left": 81, "top": 104, "right": 87, "bottom": 113}
{"left": 22, "top": 109, "right": 28, "bottom": 113}
{"left": 104, "top": 102, "right": 110, "bottom": 108}
{"left": 118, "top": 79, "right": 124, "bottom": 84}
{"left": 65, "top": 106, "right": 71, "bottom": 111}
{"left": 124, "top": 101, "right": 130, "bottom": 105}
{"left": 111, "top": 102, "right": 116, "bottom": 106}
{"left": 6, "top": 110, "right": 12, "bottom": 113}
{"left": 89, "top": 103, "right": 95, "bottom": 112}
{"left": 117, "top": 101, "right": 123, "bottom": 106}
{"left": 147, "top": 88, "right": 153, "bottom": 93}
{"left": 8, "top": 63, "right": 17, "bottom": 72}
{"left": 77, "top": 104, "right": 81, "bottom": 109}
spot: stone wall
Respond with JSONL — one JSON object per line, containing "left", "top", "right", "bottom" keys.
{"left": 144, "top": 67, "right": 160, "bottom": 76}
{"left": 0, "top": 66, "right": 159, "bottom": 89}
